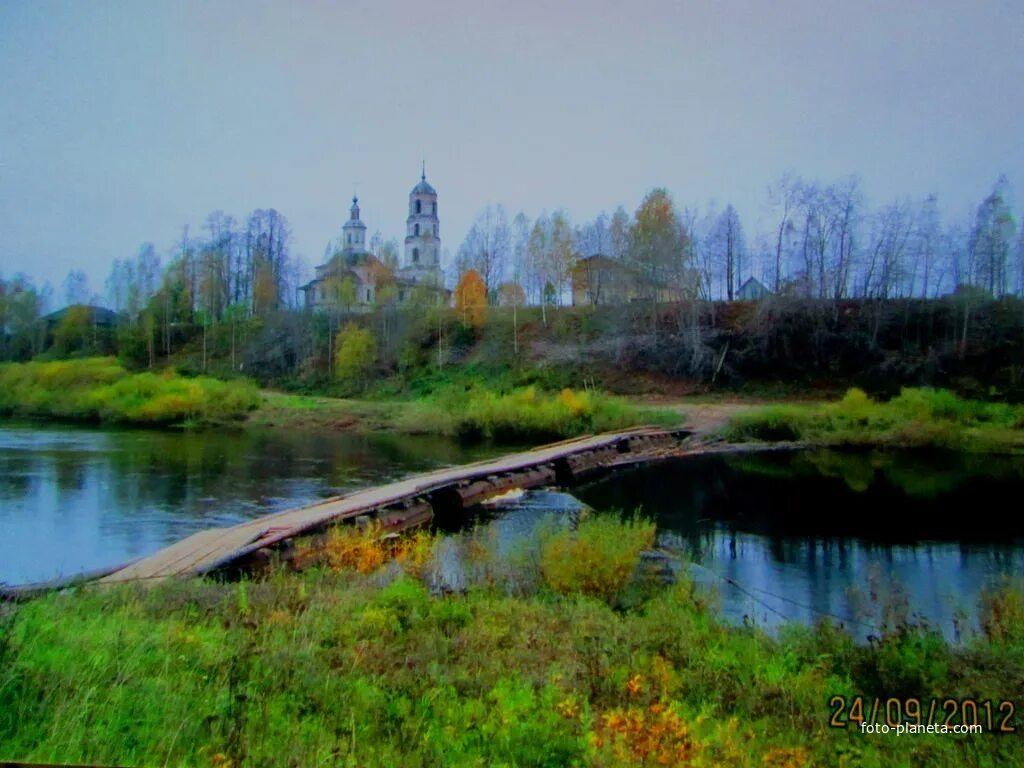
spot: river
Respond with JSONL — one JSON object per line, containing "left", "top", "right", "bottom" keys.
{"left": 0, "top": 422, "right": 503, "bottom": 585}
{"left": 2, "top": 423, "right": 1022, "bottom": 639}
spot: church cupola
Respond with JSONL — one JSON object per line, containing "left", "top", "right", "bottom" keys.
{"left": 342, "top": 195, "right": 367, "bottom": 253}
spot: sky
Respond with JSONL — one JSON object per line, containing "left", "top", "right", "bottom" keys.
{"left": 2, "top": 0, "right": 1022, "bottom": 302}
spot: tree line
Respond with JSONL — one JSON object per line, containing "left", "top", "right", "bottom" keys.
{"left": 454, "top": 174, "right": 1023, "bottom": 306}
{"left": 2, "top": 174, "right": 1022, "bottom": 374}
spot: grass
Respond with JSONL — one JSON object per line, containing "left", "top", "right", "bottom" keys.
{"left": 393, "top": 385, "right": 682, "bottom": 442}
{"left": 0, "top": 358, "right": 260, "bottom": 427}
{"left": 249, "top": 391, "right": 402, "bottom": 431}
{"left": 1, "top": 515, "right": 1021, "bottom": 767}
{"left": 256, "top": 385, "right": 681, "bottom": 442}
{"left": 721, "top": 387, "right": 1024, "bottom": 452}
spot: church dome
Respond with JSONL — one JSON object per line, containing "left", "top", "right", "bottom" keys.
{"left": 412, "top": 165, "right": 436, "bottom": 196}
{"left": 412, "top": 178, "right": 436, "bottom": 195}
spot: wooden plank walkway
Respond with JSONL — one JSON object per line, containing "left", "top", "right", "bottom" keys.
{"left": 99, "top": 426, "right": 689, "bottom": 585}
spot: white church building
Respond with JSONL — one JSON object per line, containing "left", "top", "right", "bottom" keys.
{"left": 300, "top": 169, "right": 445, "bottom": 311}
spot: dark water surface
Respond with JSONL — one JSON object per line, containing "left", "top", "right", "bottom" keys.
{"left": 0, "top": 422, "right": 501, "bottom": 585}
{"left": 434, "top": 449, "right": 1024, "bottom": 639}
{"left": 573, "top": 450, "right": 1024, "bottom": 637}
{"left": 2, "top": 423, "right": 1022, "bottom": 640}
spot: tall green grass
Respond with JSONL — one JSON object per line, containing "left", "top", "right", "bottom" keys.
{"left": 395, "top": 385, "right": 681, "bottom": 441}
{"left": 1, "top": 516, "right": 1020, "bottom": 767}
{"left": 723, "top": 387, "right": 1024, "bottom": 452}
{"left": 0, "top": 358, "right": 260, "bottom": 427}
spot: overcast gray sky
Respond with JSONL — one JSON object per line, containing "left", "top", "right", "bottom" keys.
{"left": 2, "top": 0, "right": 1022, "bottom": 299}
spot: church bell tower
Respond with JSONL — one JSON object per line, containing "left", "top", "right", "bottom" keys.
{"left": 403, "top": 164, "right": 441, "bottom": 280}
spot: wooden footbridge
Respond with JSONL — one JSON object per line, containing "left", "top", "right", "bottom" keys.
{"left": 103, "top": 425, "right": 691, "bottom": 585}
{"left": 0, "top": 426, "right": 691, "bottom": 598}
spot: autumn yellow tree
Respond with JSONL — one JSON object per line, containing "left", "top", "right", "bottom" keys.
{"left": 454, "top": 269, "right": 487, "bottom": 328}
{"left": 334, "top": 322, "right": 376, "bottom": 389}
{"left": 252, "top": 259, "right": 277, "bottom": 316}
{"left": 628, "top": 188, "right": 693, "bottom": 337}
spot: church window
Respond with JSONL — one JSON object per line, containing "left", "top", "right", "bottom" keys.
{"left": 416, "top": 200, "right": 421, "bottom": 214}
{"left": 413, "top": 248, "right": 420, "bottom": 263}
{"left": 414, "top": 223, "right": 420, "bottom": 236}
{"left": 432, "top": 202, "right": 437, "bottom": 215}
{"left": 366, "top": 289, "right": 371, "bottom": 302}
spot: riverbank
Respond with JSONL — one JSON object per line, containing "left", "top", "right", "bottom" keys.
{"left": 0, "top": 358, "right": 681, "bottom": 440}
{"left": 5, "top": 359, "right": 1024, "bottom": 453}
{"left": 1, "top": 516, "right": 1020, "bottom": 767}
{"left": 0, "top": 358, "right": 260, "bottom": 427}
{"left": 252, "top": 385, "right": 1024, "bottom": 455}
{"left": 722, "top": 387, "right": 1024, "bottom": 453}
{"left": 251, "top": 388, "right": 683, "bottom": 441}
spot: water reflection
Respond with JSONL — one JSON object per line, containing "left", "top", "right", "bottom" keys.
{"left": 5, "top": 425, "right": 1023, "bottom": 641}
{"left": 0, "top": 423, "right": 501, "bottom": 585}
{"left": 573, "top": 451, "right": 1024, "bottom": 638}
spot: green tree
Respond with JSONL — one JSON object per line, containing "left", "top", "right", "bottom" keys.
{"left": 3, "top": 274, "right": 46, "bottom": 360}
{"left": 52, "top": 305, "right": 93, "bottom": 356}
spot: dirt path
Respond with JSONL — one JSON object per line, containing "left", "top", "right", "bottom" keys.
{"left": 677, "top": 403, "right": 756, "bottom": 436}
{"left": 638, "top": 399, "right": 760, "bottom": 438}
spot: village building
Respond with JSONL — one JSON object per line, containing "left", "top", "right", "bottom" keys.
{"left": 570, "top": 255, "right": 641, "bottom": 306}
{"left": 300, "top": 170, "right": 444, "bottom": 311}
{"left": 570, "top": 254, "right": 697, "bottom": 306}
{"left": 737, "top": 276, "right": 772, "bottom": 300}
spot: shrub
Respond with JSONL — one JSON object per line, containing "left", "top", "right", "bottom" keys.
{"left": 395, "top": 384, "right": 680, "bottom": 442}
{"left": 979, "top": 579, "right": 1024, "bottom": 649}
{"left": 539, "top": 514, "right": 655, "bottom": 604}
{"left": 0, "top": 357, "right": 259, "bottom": 427}
{"left": 722, "top": 387, "right": 1024, "bottom": 451}
{"left": 305, "top": 523, "right": 436, "bottom": 578}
